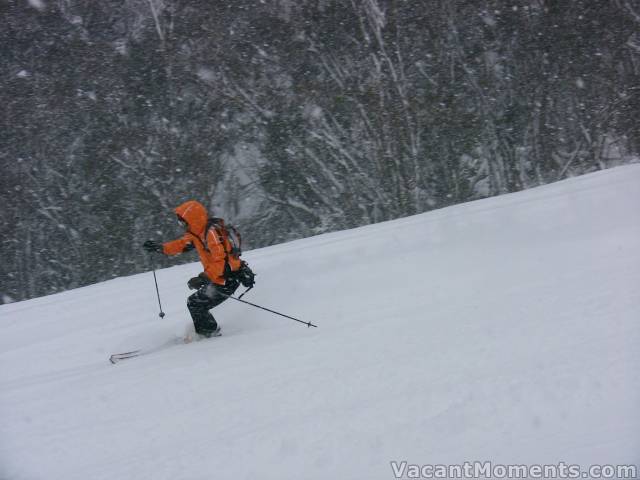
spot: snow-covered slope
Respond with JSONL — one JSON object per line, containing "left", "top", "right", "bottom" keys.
{"left": 1, "top": 166, "right": 639, "bottom": 480}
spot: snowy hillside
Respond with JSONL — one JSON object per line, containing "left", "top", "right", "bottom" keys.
{"left": 1, "top": 166, "right": 639, "bottom": 480}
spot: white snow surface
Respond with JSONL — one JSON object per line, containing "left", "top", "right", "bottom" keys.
{"left": 1, "top": 166, "right": 639, "bottom": 479}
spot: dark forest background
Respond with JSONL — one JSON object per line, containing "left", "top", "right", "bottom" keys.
{"left": 2, "top": 0, "right": 639, "bottom": 303}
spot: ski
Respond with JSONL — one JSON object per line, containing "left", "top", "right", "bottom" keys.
{"left": 109, "top": 350, "right": 141, "bottom": 364}
{"left": 109, "top": 331, "right": 221, "bottom": 364}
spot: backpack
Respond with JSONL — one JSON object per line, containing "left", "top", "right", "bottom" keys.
{"left": 207, "top": 217, "right": 242, "bottom": 260}
{"left": 207, "top": 217, "right": 255, "bottom": 286}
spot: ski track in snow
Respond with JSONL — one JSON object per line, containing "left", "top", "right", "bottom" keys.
{"left": 1, "top": 166, "right": 639, "bottom": 479}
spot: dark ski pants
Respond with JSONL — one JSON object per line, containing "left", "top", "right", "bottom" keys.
{"left": 187, "top": 280, "right": 239, "bottom": 336}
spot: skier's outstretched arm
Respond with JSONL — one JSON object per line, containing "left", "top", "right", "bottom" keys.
{"left": 162, "top": 234, "right": 194, "bottom": 256}
{"left": 143, "top": 235, "right": 193, "bottom": 256}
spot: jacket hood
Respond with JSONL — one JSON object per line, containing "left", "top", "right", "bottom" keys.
{"left": 174, "top": 200, "right": 208, "bottom": 235}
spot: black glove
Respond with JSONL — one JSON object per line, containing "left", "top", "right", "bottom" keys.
{"left": 143, "top": 240, "right": 162, "bottom": 253}
{"left": 238, "top": 261, "right": 255, "bottom": 288}
{"left": 187, "top": 273, "right": 209, "bottom": 290}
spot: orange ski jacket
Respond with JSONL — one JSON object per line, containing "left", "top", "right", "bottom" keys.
{"left": 162, "top": 200, "right": 241, "bottom": 285}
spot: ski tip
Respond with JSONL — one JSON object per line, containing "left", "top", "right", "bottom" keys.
{"left": 109, "top": 350, "right": 141, "bottom": 364}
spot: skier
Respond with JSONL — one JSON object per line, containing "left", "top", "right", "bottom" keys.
{"left": 143, "top": 200, "right": 255, "bottom": 338}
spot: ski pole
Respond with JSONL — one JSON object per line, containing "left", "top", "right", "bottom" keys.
{"left": 152, "top": 268, "right": 165, "bottom": 318}
{"left": 223, "top": 293, "right": 317, "bottom": 328}
{"left": 238, "top": 286, "right": 253, "bottom": 300}
{"left": 147, "top": 254, "right": 165, "bottom": 318}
